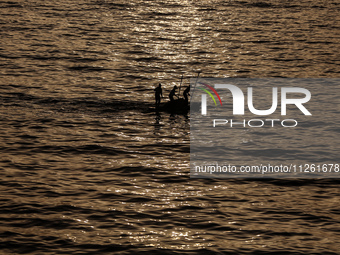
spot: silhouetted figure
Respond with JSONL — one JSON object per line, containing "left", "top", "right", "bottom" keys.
{"left": 183, "top": 86, "right": 190, "bottom": 105}
{"left": 154, "top": 83, "right": 162, "bottom": 107}
{"left": 169, "top": 85, "right": 178, "bottom": 103}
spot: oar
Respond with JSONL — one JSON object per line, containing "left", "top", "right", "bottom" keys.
{"left": 178, "top": 74, "right": 184, "bottom": 96}
{"left": 190, "top": 71, "right": 201, "bottom": 102}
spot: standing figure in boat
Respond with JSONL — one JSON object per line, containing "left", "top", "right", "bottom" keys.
{"left": 183, "top": 86, "right": 190, "bottom": 105}
{"left": 154, "top": 83, "right": 163, "bottom": 108}
{"left": 169, "top": 85, "right": 178, "bottom": 104}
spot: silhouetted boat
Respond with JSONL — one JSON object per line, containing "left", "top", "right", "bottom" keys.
{"left": 156, "top": 98, "right": 189, "bottom": 114}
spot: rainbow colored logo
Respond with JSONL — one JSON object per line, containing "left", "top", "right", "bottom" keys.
{"left": 197, "top": 82, "right": 223, "bottom": 107}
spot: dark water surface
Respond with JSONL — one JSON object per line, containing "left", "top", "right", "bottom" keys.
{"left": 0, "top": 0, "right": 339, "bottom": 254}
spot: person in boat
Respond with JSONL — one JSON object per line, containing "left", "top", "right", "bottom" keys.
{"left": 183, "top": 86, "right": 190, "bottom": 105}
{"left": 154, "top": 83, "right": 163, "bottom": 107}
{"left": 169, "top": 85, "right": 178, "bottom": 104}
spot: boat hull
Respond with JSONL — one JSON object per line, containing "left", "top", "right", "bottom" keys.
{"left": 156, "top": 98, "right": 189, "bottom": 114}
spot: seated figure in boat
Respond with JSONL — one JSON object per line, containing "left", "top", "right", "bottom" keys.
{"left": 183, "top": 86, "right": 190, "bottom": 105}
{"left": 169, "top": 85, "right": 178, "bottom": 104}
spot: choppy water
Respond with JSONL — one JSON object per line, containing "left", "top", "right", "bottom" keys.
{"left": 0, "top": 0, "right": 339, "bottom": 254}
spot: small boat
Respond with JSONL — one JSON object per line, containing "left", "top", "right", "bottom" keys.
{"left": 156, "top": 98, "right": 189, "bottom": 114}
{"left": 152, "top": 71, "right": 202, "bottom": 114}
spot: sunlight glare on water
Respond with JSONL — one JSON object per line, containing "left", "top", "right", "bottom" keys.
{"left": 0, "top": 0, "right": 339, "bottom": 254}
